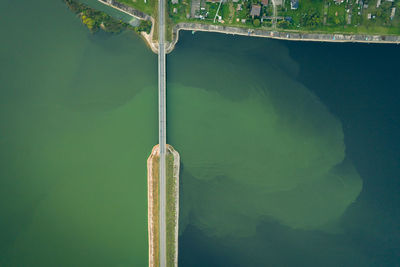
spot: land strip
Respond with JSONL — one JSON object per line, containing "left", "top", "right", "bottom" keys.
{"left": 147, "top": 145, "right": 180, "bottom": 267}
{"left": 166, "top": 145, "right": 180, "bottom": 267}
{"left": 98, "top": 0, "right": 152, "bottom": 20}
{"left": 97, "top": 0, "right": 400, "bottom": 54}
{"left": 167, "top": 22, "right": 400, "bottom": 52}
{"left": 147, "top": 146, "right": 160, "bottom": 267}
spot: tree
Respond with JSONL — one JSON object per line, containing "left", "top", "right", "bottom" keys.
{"left": 253, "top": 18, "right": 261, "bottom": 27}
{"left": 278, "top": 20, "right": 290, "bottom": 28}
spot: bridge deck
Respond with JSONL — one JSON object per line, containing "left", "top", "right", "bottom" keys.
{"left": 158, "top": 0, "right": 167, "bottom": 264}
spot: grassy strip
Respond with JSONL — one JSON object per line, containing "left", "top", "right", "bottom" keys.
{"left": 149, "top": 154, "right": 160, "bottom": 267}
{"left": 166, "top": 12, "right": 174, "bottom": 42}
{"left": 118, "top": 0, "right": 157, "bottom": 16}
{"left": 166, "top": 150, "right": 177, "bottom": 266}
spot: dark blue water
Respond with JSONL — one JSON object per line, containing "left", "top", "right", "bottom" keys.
{"left": 174, "top": 32, "right": 400, "bottom": 266}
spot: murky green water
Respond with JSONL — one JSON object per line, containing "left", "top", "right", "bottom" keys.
{"left": 0, "top": 0, "right": 156, "bottom": 265}
{"left": 1, "top": 0, "right": 399, "bottom": 266}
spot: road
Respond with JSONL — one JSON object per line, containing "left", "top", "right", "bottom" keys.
{"left": 271, "top": 0, "right": 277, "bottom": 29}
{"left": 158, "top": 0, "right": 167, "bottom": 264}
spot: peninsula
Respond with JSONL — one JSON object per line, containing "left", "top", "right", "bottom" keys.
{"left": 147, "top": 145, "right": 180, "bottom": 267}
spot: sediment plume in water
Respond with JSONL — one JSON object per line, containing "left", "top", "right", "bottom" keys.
{"left": 169, "top": 61, "right": 362, "bottom": 236}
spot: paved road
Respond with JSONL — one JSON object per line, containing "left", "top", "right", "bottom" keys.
{"left": 158, "top": 0, "right": 167, "bottom": 264}
{"left": 271, "top": 0, "right": 277, "bottom": 29}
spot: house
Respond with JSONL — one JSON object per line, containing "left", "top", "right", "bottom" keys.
{"left": 261, "top": 0, "right": 268, "bottom": 5}
{"left": 334, "top": 0, "right": 344, "bottom": 3}
{"left": 172, "top": 0, "right": 178, "bottom": 4}
{"left": 391, "top": 7, "right": 396, "bottom": 20}
{"left": 290, "top": 0, "right": 298, "bottom": 9}
{"left": 250, "top": 4, "right": 261, "bottom": 17}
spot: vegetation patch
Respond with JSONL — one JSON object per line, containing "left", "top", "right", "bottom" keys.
{"left": 149, "top": 152, "right": 160, "bottom": 267}
{"left": 64, "top": 0, "right": 153, "bottom": 34}
{"left": 137, "top": 20, "right": 153, "bottom": 34}
{"left": 64, "top": 0, "right": 130, "bottom": 33}
{"left": 118, "top": 0, "right": 157, "bottom": 16}
{"left": 166, "top": 150, "right": 178, "bottom": 266}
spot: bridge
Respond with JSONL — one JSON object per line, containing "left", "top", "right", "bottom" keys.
{"left": 158, "top": 0, "right": 167, "bottom": 264}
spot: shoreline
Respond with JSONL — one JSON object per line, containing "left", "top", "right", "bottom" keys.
{"left": 167, "top": 22, "right": 400, "bottom": 52}
{"left": 98, "top": 0, "right": 400, "bottom": 54}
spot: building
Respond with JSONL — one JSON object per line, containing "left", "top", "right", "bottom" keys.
{"left": 334, "top": 0, "right": 344, "bottom": 3}
{"left": 391, "top": 7, "right": 396, "bottom": 20}
{"left": 172, "top": 0, "right": 179, "bottom": 3}
{"left": 250, "top": 4, "right": 261, "bottom": 17}
{"left": 290, "top": 0, "right": 299, "bottom": 9}
{"left": 261, "top": 0, "right": 268, "bottom": 5}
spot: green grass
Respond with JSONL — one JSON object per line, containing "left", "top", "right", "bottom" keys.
{"left": 169, "top": 0, "right": 191, "bottom": 23}
{"left": 149, "top": 153, "right": 160, "bottom": 267}
{"left": 166, "top": 147, "right": 178, "bottom": 266}
{"left": 327, "top": 2, "right": 346, "bottom": 25}
{"left": 276, "top": 0, "right": 400, "bottom": 34}
{"left": 280, "top": 0, "right": 325, "bottom": 29}
{"left": 118, "top": 0, "right": 156, "bottom": 15}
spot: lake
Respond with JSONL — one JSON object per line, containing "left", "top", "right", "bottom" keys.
{"left": 0, "top": 0, "right": 399, "bottom": 266}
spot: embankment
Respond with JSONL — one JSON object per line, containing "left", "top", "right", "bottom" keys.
{"left": 147, "top": 144, "right": 180, "bottom": 267}
{"left": 167, "top": 22, "right": 400, "bottom": 52}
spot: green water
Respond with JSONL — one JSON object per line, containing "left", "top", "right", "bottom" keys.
{"left": 0, "top": 0, "right": 156, "bottom": 265}
{"left": 1, "top": 0, "right": 400, "bottom": 266}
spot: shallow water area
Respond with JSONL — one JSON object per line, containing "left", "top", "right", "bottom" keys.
{"left": 0, "top": 0, "right": 156, "bottom": 265}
